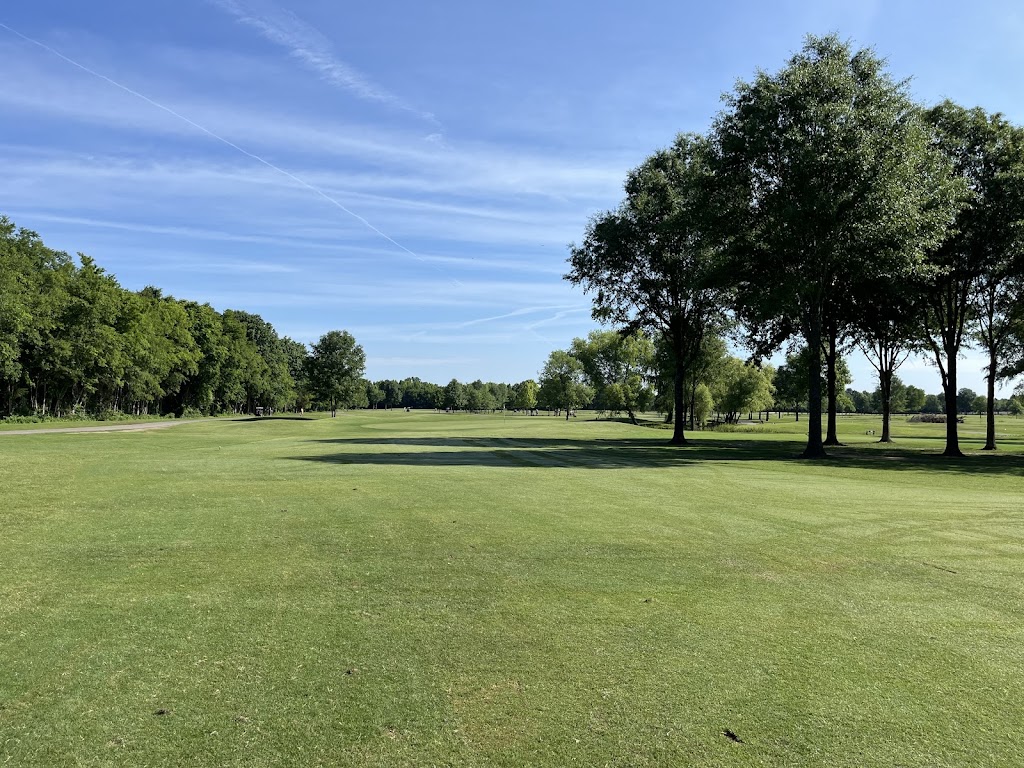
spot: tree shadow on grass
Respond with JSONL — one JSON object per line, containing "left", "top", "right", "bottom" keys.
{"left": 880, "top": 433, "right": 1024, "bottom": 447}
{"left": 289, "top": 437, "right": 1023, "bottom": 475}
{"left": 233, "top": 416, "right": 317, "bottom": 422}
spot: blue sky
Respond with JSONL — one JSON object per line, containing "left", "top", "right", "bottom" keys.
{"left": 2, "top": 1, "right": 1022, "bottom": 395}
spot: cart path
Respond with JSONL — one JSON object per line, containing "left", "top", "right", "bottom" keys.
{"left": 0, "top": 418, "right": 211, "bottom": 436}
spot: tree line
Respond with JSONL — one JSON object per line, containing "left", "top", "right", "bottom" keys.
{"left": 534, "top": 329, "right": 1024, "bottom": 428}
{"left": 536, "top": 330, "right": 772, "bottom": 425}
{"left": 567, "top": 35, "right": 1024, "bottom": 458}
{"left": 0, "top": 222, "right": 616, "bottom": 422}
{"left": 0, "top": 225, "right": 570, "bottom": 421}
{"left": 5, "top": 201, "right": 1019, "bottom": 431}
{"left": 0, "top": 217, "right": 374, "bottom": 419}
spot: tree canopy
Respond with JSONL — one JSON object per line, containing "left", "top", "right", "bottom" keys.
{"left": 568, "top": 134, "right": 727, "bottom": 444}
{"left": 307, "top": 331, "right": 366, "bottom": 417}
{"left": 538, "top": 350, "right": 593, "bottom": 419}
{"left": 710, "top": 35, "right": 960, "bottom": 457}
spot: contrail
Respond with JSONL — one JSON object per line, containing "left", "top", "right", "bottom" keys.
{"left": 0, "top": 20, "right": 459, "bottom": 283}
{"left": 525, "top": 308, "right": 589, "bottom": 331}
{"left": 455, "top": 305, "right": 581, "bottom": 329}
{"left": 211, "top": 0, "right": 442, "bottom": 129}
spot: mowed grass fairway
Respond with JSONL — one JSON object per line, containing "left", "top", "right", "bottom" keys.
{"left": 2, "top": 412, "right": 1023, "bottom": 767}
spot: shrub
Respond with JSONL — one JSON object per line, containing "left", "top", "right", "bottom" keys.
{"left": 2, "top": 414, "right": 45, "bottom": 424}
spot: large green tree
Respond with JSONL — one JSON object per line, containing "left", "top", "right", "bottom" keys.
{"left": 225, "top": 309, "right": 295, "bottom": 412}
{"left": 964, "top": 111, "right": 1024, "bottom": 450}
{"left": 442, "top": 379, "right": 466, "bottom": 412}
{"left": 904, "top": 384, "right": 926, "bottom": 413}
{"left": 711, "top": 35, "right": 958, "bottom": 457}
{"left": 176, "top": 301, "right": 231, "bottom": 415}
{"left": 215, "top": 312, "right": 265, "bottom": 413}
{"left": 399, "top": 377, "right": 441, "bottom": 410}
{"left": 364, "top": 379, "right": 385, "bottom": 409}
{"left": 377, "top": 379, "right": 404, "bottom": 410}
{"left": 919, "top": 102, "right": 1022, "bottom": 455}
{"left": 56, "top": 255, "right": 129, "bottom": 414}
{"left": 120, "top": 287, "right": 200, "bottom": 415}
{"left": 281, "top": 337, "right": 311, "bottom": 411}
{"left": 0, "top": 219, "right": 66, "bottom": 415}
{"left": 567, "top": 134, "right": 726, "bottom": 444}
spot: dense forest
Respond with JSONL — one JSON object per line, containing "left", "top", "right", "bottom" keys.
{"left": 0, "top": 215, "right": 303, "bottom": 418}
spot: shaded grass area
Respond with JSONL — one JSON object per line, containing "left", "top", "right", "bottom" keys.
{"left": 1, "top": 411, "right": 1023, "bottom": 766}
{"left": 298, "top": 434, "right": 1023, "bottom": 475}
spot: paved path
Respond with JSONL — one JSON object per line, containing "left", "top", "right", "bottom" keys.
{"left": 0, "top": 419, "right": 210, "bottom": 436}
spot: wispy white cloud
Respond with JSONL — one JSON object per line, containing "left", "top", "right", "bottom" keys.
{"left": 407, "top": 253, "right": 565, "bottom": 275}
{"left": 0, "top": 46, "right": 628, "bottom": 201}
{"left": 0, "top": 31, "right": 443, "bottom": 274}
{"left": 128, "top": 253, "right": 298, "bottom": 275}
{"left": 4, "top": 211, "right": 338, "bottom": 249}
{"left": 453, "top": 305, "right": 581, "bottom": 329}
{"left": 178, "top": 276, "right": 583, "bottom": 310}
{"left": 10, "top": 208, "right": 568, "bottom": 276}
{"left": 1, "top": 149, "right": 595, "bottom": 249}
{"left": 0, "top": 30, "right": 607, "bottom": 381}
{"left": 210, "top": 0, "right": 441, "bottom": 128}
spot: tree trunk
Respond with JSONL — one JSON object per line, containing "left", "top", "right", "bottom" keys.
{"left": 878, "top": 369, "right": 893, "bottom": 443}
{"left": 942, "top": 353, "right": 962, "bottom": 457}
{"left": 823, "top": 330, "right": 841, "bottom": 445}
{"left": 983, "top": 347, "right": 997, "bottom": 451}
{"left": 801, "top": 320, "right": 827, "bottom": 459}
{"left": 670, "top": 359, "right": 687, "bottom": 445}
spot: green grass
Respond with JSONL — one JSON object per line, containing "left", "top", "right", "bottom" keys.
{"left": 1, "top": 411, "right": 1023, "bottom": 766}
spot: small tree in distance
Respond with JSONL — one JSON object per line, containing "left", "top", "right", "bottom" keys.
{"left": 713, "top": 358, "right": 774, "bottom": 424}
{"left": 692, "top": 383, "right": 714, "bottom": 428}
{"left": 513, "top": 379, "right": 539, "bottom": 412}
{"left": 306, "top": 330, "right": 365, "bottom": 417}
{"left": 569, "top": 330, "right": 655, "bottom": 424}
{"left": 538, "top": 350, "right": 593, "bottom": 420}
